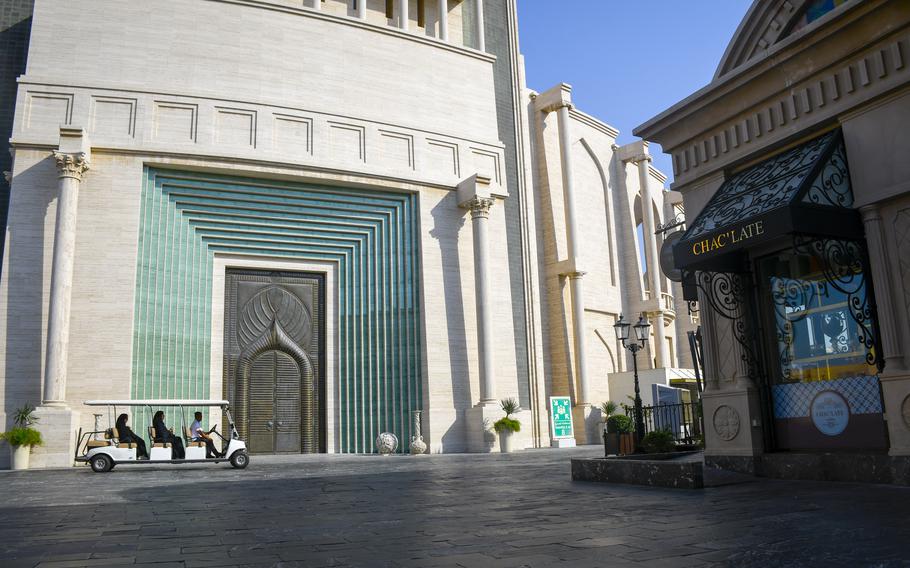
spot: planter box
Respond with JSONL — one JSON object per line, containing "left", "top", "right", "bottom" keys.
{"left": 602, "top": 432, "right": 636, "bottom": 456}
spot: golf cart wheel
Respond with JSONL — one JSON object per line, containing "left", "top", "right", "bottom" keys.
{"left": 90, "top": 454, "right": 113, "bottom": 473}
{"left": 229, "top": 451, "right": 249, "bottom": 469}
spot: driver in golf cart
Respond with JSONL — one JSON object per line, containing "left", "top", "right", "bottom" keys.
{"left": 189, "top": 411, "right": 223, "bottom": 458}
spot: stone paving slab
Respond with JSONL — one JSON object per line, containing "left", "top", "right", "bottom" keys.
{"left": 1, "top": 447, "right": 909, "bottom": 567}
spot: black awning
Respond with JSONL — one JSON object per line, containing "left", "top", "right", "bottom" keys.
{"left": 674, "top": 129, "right": 863, "bottom": 272}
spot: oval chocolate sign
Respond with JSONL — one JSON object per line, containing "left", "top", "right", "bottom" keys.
{"left": 810, "top": 390, "right": 850, "bottom": 436}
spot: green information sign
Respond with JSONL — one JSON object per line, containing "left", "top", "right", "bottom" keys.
{"left": 550, "top": 396, "right": 574, "bottom": 439}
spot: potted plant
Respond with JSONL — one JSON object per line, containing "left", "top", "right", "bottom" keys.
{"left": 600, "top": 401, "right": 618, "bottom": 455}
{"left": 493, "top": 398, "right": 521, "bottom": 453}
{"left": 604, "top": 413, "right": 634, "bottom": 456}
{"left": 1, "top": 404, "right": 43, "bottom": 470}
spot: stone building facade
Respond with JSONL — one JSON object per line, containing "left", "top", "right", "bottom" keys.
{"left": 0, "top": 0, "right": 694, "bottom": 467}
{"left": 637, "top": 0, "right": 910, "bottom": 483}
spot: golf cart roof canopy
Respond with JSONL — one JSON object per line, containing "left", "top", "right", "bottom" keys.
{"left": 84, "top": 399, "right": 230, "bottom": 407}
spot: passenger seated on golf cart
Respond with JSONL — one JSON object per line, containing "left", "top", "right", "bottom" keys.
{"left": 188, "top": 411, "right": 223, "bottom": 459}
{"left": 115, "top": 413, "right": 149, "bottom": 459}
{"left": 151, "top": 410, "right": 185, "bottom": 459}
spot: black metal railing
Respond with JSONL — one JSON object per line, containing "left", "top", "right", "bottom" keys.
{"left": 626, "top": 401, "right": 702, "bottom": 445}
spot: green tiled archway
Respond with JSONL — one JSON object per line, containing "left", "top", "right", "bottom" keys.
{"left": 132, "top": 168, "right": 422, "bottom": 453}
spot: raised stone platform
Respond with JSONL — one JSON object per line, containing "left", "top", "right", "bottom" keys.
{"left": 706, "top": 452, "right": 910, "bottom": 485}
{"left": 571, "top": 451, "right": 705, "bottom": 489}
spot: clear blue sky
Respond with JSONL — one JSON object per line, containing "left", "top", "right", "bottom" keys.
{"left": 516, "top": 0, "right": 753, "bottom": 183}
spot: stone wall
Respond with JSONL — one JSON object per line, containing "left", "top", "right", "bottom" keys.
{"left": 0, "top": 0, "right": 34, "bottom": 278}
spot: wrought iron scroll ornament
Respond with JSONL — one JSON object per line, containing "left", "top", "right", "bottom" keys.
{"left": 792, "top": 236, "right": 882, "bottom": 371}
{"left": 685, "top": 132, "right": 833, "bottom": 239}
{"left": 655, "top": 213, "right": 686, "bottom": 235}
{"left": 770, "top": 277, "right": 816, "bottom": 381}
{"left": 802, "top": 141, "right": 853, "bottom": 208}
{"left": 693, "top": 270, "right": 761, "bottom": 381}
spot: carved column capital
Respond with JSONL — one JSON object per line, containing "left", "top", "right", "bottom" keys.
{"left": 566, "top": 270, "right": 586, "bottom": 280}
{"left": 465, "top": 196, "right": 494, "bottom": 219}
{"left": 3, "top": 171, "right": 10, "bottom": 184}
{"left": 53, "top": 152, "right": 90, "bottom": 181}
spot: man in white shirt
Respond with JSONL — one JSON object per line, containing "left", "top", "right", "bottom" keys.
{"left": 190, "top": 411, "right": 223, "bottom": 458}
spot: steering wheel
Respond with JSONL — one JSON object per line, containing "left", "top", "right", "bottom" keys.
{"left": 209, "top": 424, "right": 218, "bottom": 434}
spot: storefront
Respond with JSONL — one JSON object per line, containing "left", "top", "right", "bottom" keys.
{"left": 635, "top": 0, "right": 910, "bottom": 483}
{"left": 677, "top": 129, "right": 889, "bottom": 455}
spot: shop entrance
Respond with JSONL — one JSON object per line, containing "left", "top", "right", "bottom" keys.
{"left": 223, "top": 269, "right": 326, "bottom": 454}
{"left": 754, "top": 244, "right": 887, "bottom": 451}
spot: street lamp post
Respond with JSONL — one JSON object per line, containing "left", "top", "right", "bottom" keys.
{"left": 614, "top": 313, "right": 651, "bottom": 450}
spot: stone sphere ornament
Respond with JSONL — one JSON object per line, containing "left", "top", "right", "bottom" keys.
{"left": 376, "top": 432, "right": 399, "bottom": 455}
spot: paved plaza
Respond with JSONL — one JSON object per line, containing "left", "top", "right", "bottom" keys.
{"left": 2, "top": 446, "right": 909, "bottom": 568}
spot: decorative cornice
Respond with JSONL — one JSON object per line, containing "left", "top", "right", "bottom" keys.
{"left": 464, "top": 196, "right": 494, "bottom": 219}
{"left": 635, "top": 2, "right": 906, "bottom": 190}
{"left": 568, "top": 108, "right": 620, "bottom": 139}
{"left": 53, "top": 152, "right": 90, "bottom": 181}
{"left": 669, "top": 29, "right": 910, "bottom": 184}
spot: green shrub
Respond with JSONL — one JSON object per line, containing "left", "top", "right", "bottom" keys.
{"left": 600, "top": 401, "right": 617, "bottom": 418}
{"left": 0, "top": 427, "right": 43, "bottom": 447}
{"left": 500, "top": 397, "right": 520, "bottom": 417}
{"left": 641, "top": 429, "right": 676, "bottom": 454}
{"left": 493, "top": 417, "right": 521, "bottom": 434}
{"left": 13, "top": 404, "right": 38, "bottom": 427}
{"left": 605, "top": 414, "right": 633, "bottom": 434}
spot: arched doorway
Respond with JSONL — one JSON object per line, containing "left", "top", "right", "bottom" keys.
{"left": 223, "top": 269, "right": 325, "bottom": 453}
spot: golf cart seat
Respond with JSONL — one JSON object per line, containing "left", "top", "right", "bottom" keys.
{"left": 149, "top": 427, "right": 172, "bottom": 448}
{"left": 87, "top": 429, "right": 115, "bottom": 449}
{"left": 184, "top": 427, "right": 206, "bottom": 447}
{"left": 110, "top": 427, "right": 136, "bottom": 449}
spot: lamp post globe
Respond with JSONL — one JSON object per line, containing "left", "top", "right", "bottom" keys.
{"left": 633, "top": 315, "right": 651, "bottom": 343}
{"left": 613, "top": 314, "right": 631, "bottom": 342}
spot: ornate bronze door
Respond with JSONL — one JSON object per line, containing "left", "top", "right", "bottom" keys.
{"left": 223, "top": 270, "right": 325, "bottom": 453}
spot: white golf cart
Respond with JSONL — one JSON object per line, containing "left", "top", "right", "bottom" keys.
{"left": 75, "top": 399, "right": 249, "bottom": 472}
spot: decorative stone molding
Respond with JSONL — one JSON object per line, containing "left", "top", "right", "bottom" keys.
{"left": 713, "top": 405, "right": 742, "bottom": 441}
{"left": 2, "top": 171, "right": 10, "bottom": 184}
{"left": 53, "top": 152, "right": 90, "bottom": 181}
{"left": 465, "top": 196, "right": 494, "bottom": 219}
{"left": 894, "top": 208, "right": 910, "bottom": 335}
{"left": 902, "top": 395, "right": 910, "bottom": 429}
{"left": 670, "top": 31, "right": 910, "bottom": 182}
{"left": 533, "top": 83, "right": 573, "bottom": 114}
{"left": 565, "top": 270, "right": 586, "bottom": 280}
{"left": 715, "top": 0, "right": 804, "bottom": 78}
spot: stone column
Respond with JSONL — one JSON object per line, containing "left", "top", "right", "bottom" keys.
{"left": 399, "top": 0, "right": 408, "bottom": 30}
{"left": 860, "top": 205, "right": 910, "bottom": 457}
{"left": 459, "top": 175, "right": 503, "bottom": 452}
{"left": 437, "top": 0, "right": 448, "bottom": 41}
{"left": 467, "top": 195, "right": 496, "bottom": 404}
{"left": 32, "top": 127, "right": 90, "bottom": 468}
{"left": 473, "top": 0, "right": 485, "bottom": 52}
{"left": 860, "top": 205, "right": 906, "bottom": 373}
{"left": 310, "top": 0, "right": 321, "bottom": 10}
{"left": 534, "top": 84, "right": 598, "bottom": 443}
{"left": 635, "top": 156, "right": 668, "bottom": 368}
{"left": 43, "top": 153, "right": 89, "bottom": 404}
{"left": 553, "top": 104, "right": 589, "bottom": 402}
{"left": 357, "top": 0, "right": 366, "bottom": 19}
